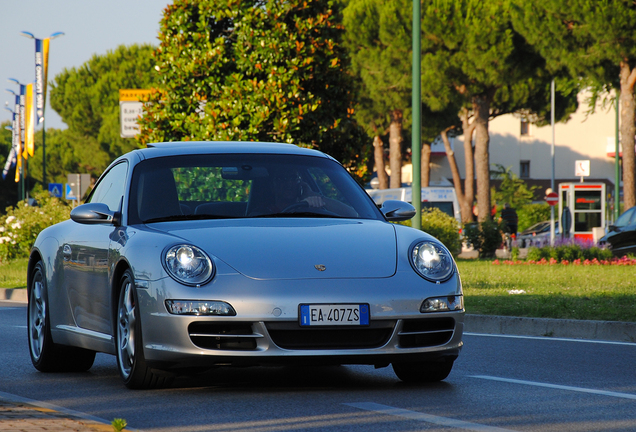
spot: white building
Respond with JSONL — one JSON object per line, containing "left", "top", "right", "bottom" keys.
{"left": 422, "top": 91, "right": 620, "bottom": 197}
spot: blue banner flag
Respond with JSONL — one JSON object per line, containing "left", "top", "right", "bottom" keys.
{"left": 35, "top": 38, "right": 45, "bottom": 124}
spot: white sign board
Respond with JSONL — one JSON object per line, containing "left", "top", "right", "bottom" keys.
{"left": 575, "top": 160, "right": 590, "bottom": 177}
{"left": 120, "top": 101, "right": 144, "bottom": 138}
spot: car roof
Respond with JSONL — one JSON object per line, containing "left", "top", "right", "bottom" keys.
{"left": 134, "top": 141, "right": 332, "bottom": 161}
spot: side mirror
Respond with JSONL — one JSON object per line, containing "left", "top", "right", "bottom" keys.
{"left": 70, "top": 203, "right": 119, "bottom": 225}
{"left": 607, "top": 225, "right": 617, "bottom": 232}
{"left": 381, "top": 200, "right": 416, "bottom": 221}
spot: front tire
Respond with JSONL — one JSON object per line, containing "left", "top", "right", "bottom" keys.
{"left": 392, "top": 359, "right": 454, "bottom": 383}
{"left": 116, "top": 269, "right": 173, "bottom": 389}
{"left": 28, "top": 261, "right": 95, "bottom": 372}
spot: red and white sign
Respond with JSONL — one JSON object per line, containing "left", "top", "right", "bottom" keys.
{"left": 546, "top": 192, "right": 558, "bottom": 206}
{"left": 575, "top": 160, "right": 590, "bottom": 177}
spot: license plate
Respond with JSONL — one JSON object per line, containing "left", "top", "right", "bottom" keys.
{"left": 299, "top": 304, "right": 369, "bottom": 326}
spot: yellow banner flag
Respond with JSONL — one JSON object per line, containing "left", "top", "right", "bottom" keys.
{"left": 15, "top": 132, "right": 21, "bottom": 183}
{"left": 24, "top": 83, "right": 34, "bottom": 159}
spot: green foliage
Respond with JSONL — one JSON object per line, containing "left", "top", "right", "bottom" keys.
{"left": 111, "top": 418, "right": 128, "bottom": 432}
{"left": 398, "top": 208, "right": 461, "bottom": 255}
{"left": 491, "top": 164, "right": 537, "bottom": 208}
{"left": 0, "top": 191, "right": 71, "bottom": 262}
{"left": 50, "top": 44, "right": 157, "bottom": 160}
{"left": 28, "top": 128, "right": 111, "bottom": 186}
{"left": 139, "top": 0, "right": 369, "bottom": 180}
{"left": 421, "top": 208, "right": 462, "bottom": 255}
{"left": 463, "top": 220, "right": 503, "bottom": 258}
{"left": 173, "top": 167, "right": 250, "bottom": 202}
{"left": 343, "top": 0, "right": 412, "bottom": 132}
{"left": 517, "top": 203, "right": 551, "bottom": 232}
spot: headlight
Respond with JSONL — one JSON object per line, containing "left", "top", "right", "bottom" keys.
{"left": 410, "top": 241, "right": 454, "bottom": 281}
{"left": 165, "top": 300, "right": 235, "bottom": 316}
{"left": 164, "top": 244, "right": 214, "bottom": 286}
{"left": 421, "top": 295, "right": 464, "bottom": 313}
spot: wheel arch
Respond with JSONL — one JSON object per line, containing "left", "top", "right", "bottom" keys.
{"left": 27, "top": 249, "right": 44, "bottom": 296}
{"left": 111, "top": 258, "right": 132, "bottom": 334}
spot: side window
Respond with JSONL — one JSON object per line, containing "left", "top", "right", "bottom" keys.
{"left": 88, "top": 162, "right": 128, "bottom": 211}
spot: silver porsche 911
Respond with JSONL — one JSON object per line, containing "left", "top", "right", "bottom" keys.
{"left": 27, "top": 142, "right": 464, "bottom": 389}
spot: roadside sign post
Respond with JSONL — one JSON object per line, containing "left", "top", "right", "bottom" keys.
{"left": 48, "top": 183, "right": 63, "bottom": 198}
{"left": 546, "top": 191, "right": 558, "bottom": 245}
{"left": 575, "top": 160, "right": 590, "bottom": 182}
{"left": 119, "top": 89, "right": 152, "bottom": 138}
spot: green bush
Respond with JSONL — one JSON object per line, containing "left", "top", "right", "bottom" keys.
{"left": 526, "top": 243, "right": 613, "bottom": 262}
{"left": 0, "top": 191, "right": 71, "bottom": 262}
{"left": 517, "top": 203, "right": 551, "bottom": 232}
{"left": 421, "top": 208, "right": 462, "bottom": 255}
{"left": 463, "top": 219, "right": 503, "bottom": 258}
{"left": 399, "top": 208, "right": 462, "bottom": 255}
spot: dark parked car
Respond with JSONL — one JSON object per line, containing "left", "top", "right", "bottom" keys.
{"left": 599, "top": 207, "right": 636, "bottom": 257}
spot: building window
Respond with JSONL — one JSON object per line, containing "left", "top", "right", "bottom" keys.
{"left": 520, "top": 118, "right": 529, "bottom": 136}
{"left": 520, "top": 160, "right": 530, "bottom": 178}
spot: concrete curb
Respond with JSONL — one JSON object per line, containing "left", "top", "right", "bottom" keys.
{"left": 0, "top": 288, "right": 27, "bottom": 303}
{"left": 465, "top": 314, "right": 636, "bottom": 343}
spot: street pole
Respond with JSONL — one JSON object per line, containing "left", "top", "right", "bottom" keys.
{"left": 411, "top": 0, "right": 422, "bottom": 230}
{"left": 615, "top": 93, "right": 620, "bottom": 221}
{"left": 550, "top": 79, "right": 555, "bottom": 246}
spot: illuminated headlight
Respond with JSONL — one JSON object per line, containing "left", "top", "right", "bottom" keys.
{"left": 411, "top": 241, "right": 454, "bottom": 281}
{"left": 165, "top": 300, "right": 236, "bottom": 316}
{"left": 420, "top": 296, "right": 464, "bottom": 313}
{"left": 164, "top": 244, "right": 214, "bottom": 286}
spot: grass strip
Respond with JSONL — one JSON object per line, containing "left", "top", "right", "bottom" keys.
{"left": 0, "top": 258, "right": 28, "bottom": 289}
{"left": 458, "top": 259, "right": 636, "bottom": 322}
{"left": 3, "top": 257, "right": 634, "bottom": 323}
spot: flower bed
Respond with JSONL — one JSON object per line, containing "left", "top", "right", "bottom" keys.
{"left": 493, "top": 256, "right": 636, "bottom": 266}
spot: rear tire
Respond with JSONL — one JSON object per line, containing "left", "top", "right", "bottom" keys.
{"left": 392, "top": 359, "right": 454, "bottom": 383}
{"left": 116, "top": 269, "right": 173, "bottom": 389}
{"left": 28, "top": 261, "right": 95, "bottom": 372}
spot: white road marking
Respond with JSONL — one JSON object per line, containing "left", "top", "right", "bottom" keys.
{"left": 345, "top": 402, "right": 518, "bottom": 431}
{"left": 464, "top": 332, "right": 636, "bottom": 347}
{"left": 471, "top": 376, "right": 636, "bottom": 400}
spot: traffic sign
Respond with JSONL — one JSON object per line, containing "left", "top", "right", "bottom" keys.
{"left": 65, "top": 183, "right": 77, "bottom": 200}
{"left": 546, "top": 192, "right": 558, "bottom": 206}
{"left": 575, "top": 160, "right": 590, "bottom": 177}
{"left": 48, "top": 183, "right": 63, "bottom": 198}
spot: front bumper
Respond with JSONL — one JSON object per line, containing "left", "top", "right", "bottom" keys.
{"left": 136, "top": 270, "right": 464, "bottom": 371}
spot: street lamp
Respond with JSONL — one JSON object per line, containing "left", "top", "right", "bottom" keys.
{"left": 20, "top": 31, "right": 64, "bottom": 187}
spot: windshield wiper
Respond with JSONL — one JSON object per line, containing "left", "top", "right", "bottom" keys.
{"left": 143, "top": 214, "right": 239, "bottom": 223}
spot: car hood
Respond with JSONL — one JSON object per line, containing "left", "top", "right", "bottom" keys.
{"left": 151, "top": 218, "right": 397, "bottom": 280}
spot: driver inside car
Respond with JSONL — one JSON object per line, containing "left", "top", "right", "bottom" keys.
{"left": 250, "top": 167, "right": 357, "bottom": 217}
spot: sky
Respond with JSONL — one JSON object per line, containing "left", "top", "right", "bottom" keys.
{"left": 0, "top": 0, "right": 170, "bottom": 130}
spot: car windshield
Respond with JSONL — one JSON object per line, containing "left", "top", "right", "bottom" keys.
{"left": 128, "top": 153, "right": 383, "bottom": 224}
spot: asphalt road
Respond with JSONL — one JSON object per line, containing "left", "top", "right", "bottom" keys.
{"left": 2, "top": 301, "right": 636, "bottom": 432}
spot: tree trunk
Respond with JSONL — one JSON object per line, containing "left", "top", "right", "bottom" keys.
{"left": 389, "top": 109, "right": 403, "bottom": 189}
{"left": 460, "top": 108, "right": 476, "bottom": 220}
{"left": 441, "top": 129, "right": 472, "bottom": 222}
{"left": 421, "top": 141, "right": 431, "bottom": 187}
{"left": 472, "top": 94, "right": 492, "bottom": 222}
{"left": 373, "top": 135, "right": 389, "bottom": 189}
{"left": 619, "top": 61, "right": 636, "bottom": 211}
